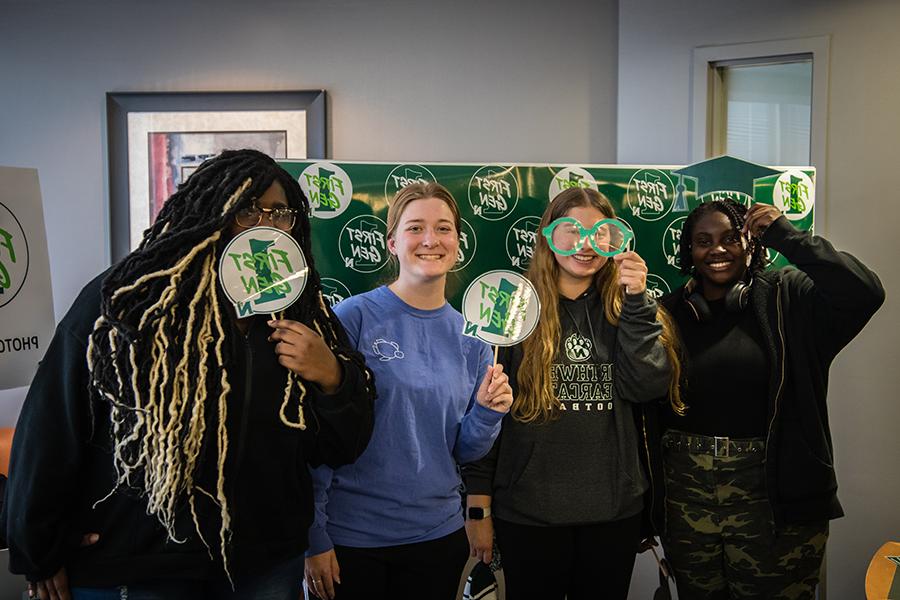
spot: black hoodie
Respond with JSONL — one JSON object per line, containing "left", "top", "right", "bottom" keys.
{"left": 464, "top": 288, "right": 672, "bottom": 526}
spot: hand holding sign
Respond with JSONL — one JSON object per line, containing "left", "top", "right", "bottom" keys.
{"left": 268, "top": 320, "right": 341, "bottom": 394}
{"left": 475, "top": 363, "right": 513, "bottom": 414}
{"left": 462, "top": 269, "right": 541, "bottom": 353}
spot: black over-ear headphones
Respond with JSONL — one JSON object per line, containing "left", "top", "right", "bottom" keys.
{"left": 682, "top": 277, "right": 752, "bottom": 322}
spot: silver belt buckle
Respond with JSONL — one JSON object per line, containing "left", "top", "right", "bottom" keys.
{"left": 714, "top": 436, "right": 730, "bottom": 458}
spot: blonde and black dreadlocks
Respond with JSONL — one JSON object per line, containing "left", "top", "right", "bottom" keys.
{"left": 85, "top": 149, "right": 373, "bottom": 581}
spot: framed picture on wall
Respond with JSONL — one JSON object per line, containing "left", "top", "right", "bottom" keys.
{"left": 106, "top": 90, "right": 327, "bottom": 260}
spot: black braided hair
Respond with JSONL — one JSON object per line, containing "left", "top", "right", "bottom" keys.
{"left": 86, "top": 148, "right": 375, "bottom": 582}
{"left": 678, "top": 199, "right": 766, "bottom": 278}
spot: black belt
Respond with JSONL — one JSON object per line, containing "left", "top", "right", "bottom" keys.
{"left": 663, "top": 430, "right": 765, "bottom": 458}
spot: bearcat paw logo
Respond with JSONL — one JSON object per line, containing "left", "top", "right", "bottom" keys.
{"left": 564, "top": 332, "right": 592, "bottom": 362}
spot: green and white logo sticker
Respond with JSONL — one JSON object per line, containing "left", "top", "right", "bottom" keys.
{"left": 462, "top": 270, "right": 540, "bottom": 347}
{"left": 506, "top": 216, "right": 541, "bottom": 271}
{"left": 0, "top": 201, "right": 28, "bottom": 309}
{"left": 384, "top": 164, "right": 437, "bottom": 203}
{"left": 549, "top": 166, "right": 599, "bottom": 199}
{"left": 772, "top": 170, "right": 814, "bottom": 221}
{"left": 299, "top": 162, "right": 353, "bottom": 219}
{"left": 339, "top": 215, "right": 389, "bottom": 273}
{"left": 219, "top": 227, "right": 308, "bottom": 317}
{"left": 468, "top": 166, "right": 519, "bottom": 221}
{"left": 450, "top": 218, "right": 478, "bottom": 273}
{"left": 662, "top": 216, "right": 687, "bottom": 270}
{"left": 626, "top": 169, "right": 676, "bottom": 221}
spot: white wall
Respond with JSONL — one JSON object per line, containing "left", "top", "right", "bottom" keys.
{"left": 619, "top": 1, "right": 900, "bottom": 598}
{"left": 0, "top": 0, "right": 617, "bottom": 594}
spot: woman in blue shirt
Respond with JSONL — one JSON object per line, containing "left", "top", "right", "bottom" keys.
{"left": 304, "top": 182, "right": 513, "bottom": 600}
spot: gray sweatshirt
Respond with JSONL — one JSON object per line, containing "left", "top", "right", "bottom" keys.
{"left": 463, "top": 287, "right": 671, "bottom": 525}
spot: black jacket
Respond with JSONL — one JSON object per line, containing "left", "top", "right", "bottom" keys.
{"left": 1, "top": 272, "right": 375, "bottom": 586}
{"left": 658, "top": 216, "right": 884, "bottom": 529}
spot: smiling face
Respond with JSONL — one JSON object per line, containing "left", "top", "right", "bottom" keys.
{"left": 553, "top": 204, "right": 611, "bottom": 294}
{"left": 690, "top": 209, "right": 750, "bottom": 296}
{"left": 388, "top": 197, "right": 460, "bottom": 285}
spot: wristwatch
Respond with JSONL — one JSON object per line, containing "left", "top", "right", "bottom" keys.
{"left": 466, "top": 506, "right": 491, "bottom": 520}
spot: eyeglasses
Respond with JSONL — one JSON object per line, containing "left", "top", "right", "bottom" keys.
{"left": 541, "top": 217, "right": 633, "bottom": 257}
{"left": 234, "top": 202, "right": 298, "bottom": 231}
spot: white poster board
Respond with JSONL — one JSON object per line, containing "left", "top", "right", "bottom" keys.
{"left": 0, "top": 167, "right": 54, "bottom": 390}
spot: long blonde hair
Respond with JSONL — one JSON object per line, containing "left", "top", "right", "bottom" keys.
{"left": 513, "top": 187, "right": 684, "bottom": 423}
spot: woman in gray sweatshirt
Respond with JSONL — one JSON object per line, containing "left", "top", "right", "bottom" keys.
{"left": 463, "top": 187, "right": 681, "bottom": 600}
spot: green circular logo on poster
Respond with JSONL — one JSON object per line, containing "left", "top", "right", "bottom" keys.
{"left": 384, "top": 164, "right": 437, "bottom": 204}
{"left": 299, "top": 162, "right": 354, "bottom": 219}
{"left": 626, "top": 169, "right": 676, "bottom": 222}
{"left": 468, "top": 166, "right": 519, "bottom": 221}
{"left": 662, "top": 216, "right": 687, "bottom": 271}
{"left": 505, "top": 216, "right": 541, "bottom": 272}
{"left": 0, "top": 201, "right": 29, "bottom": 309}
{"left": 339, "top": 215, "right": 389, "bottom": 274}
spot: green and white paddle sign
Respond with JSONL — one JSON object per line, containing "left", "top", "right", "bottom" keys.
{"left": 219, "top": 227, "right": 308, "bottom": 317}
{"left": 462, "top": 270, "right": 540, "bottom": 351}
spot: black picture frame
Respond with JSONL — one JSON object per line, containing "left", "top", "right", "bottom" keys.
{"left": 106, "top": 90, "right": 327, "bottom": 261}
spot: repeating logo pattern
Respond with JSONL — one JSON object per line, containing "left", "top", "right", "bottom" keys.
{"left": 549, "top": 166, "right": 598, "bottom": 200}
{"left": 505, "top": 216, "right": 541, "bottom": 271}
{"left": 468, "top": 166, "right": 519, "bottom": 221}
{"left": 626, "top": 169, "right": 676, "bottom": 221}
{"left": 662, "top": 216, "right": 687, "bottom": 270}
{"left": 339, "top": 215, "right": 389, "bottom": 273}
{"left": 384, "top": 164, "right": 437, "bottom": 204}
{"left": 300, "top": 162, "right": 354, "bottom": 219}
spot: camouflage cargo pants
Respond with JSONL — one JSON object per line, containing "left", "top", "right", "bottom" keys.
{"left": 661, "top": 430, "right": 828, "bottom": 600}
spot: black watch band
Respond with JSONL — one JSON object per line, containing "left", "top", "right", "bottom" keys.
{"left": 466, "top": 506, "right": 491, "bottom": 520}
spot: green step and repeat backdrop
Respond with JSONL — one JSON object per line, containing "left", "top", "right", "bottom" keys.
{"left": 277, "top": 156, "right": 815, "bottom": 309}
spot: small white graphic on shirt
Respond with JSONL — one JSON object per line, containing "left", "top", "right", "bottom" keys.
{"left": 564, "top": 332, "right": 593, "bottom": 362}
{"left": 372, "top": 338, "right": 405, "bottom": 361}
{"left": 551, "top": 362, "right": 613, "bottom": 412}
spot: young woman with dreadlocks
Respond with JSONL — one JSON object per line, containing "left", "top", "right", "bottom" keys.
{"left": 303, "top": 182, "right": 513, "bottom": 600}
{"left": 1, "top": 149, "right": 376, "bottom": 600}
{"left": 658, "top": 199, "right": 883, "bottom": 600}
{"left": 462, "top": 187, "right": 681, "bottom": 600}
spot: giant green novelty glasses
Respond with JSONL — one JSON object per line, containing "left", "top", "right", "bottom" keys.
{"left": 541, "top": 217, "right": 634, "bottom": 257}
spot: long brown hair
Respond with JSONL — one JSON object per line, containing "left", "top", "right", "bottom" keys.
{"left": 513, "top": 187, "right": 684, "bottom": 423}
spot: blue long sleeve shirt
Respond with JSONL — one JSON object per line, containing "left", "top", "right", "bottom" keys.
{"left": 307, "top": 285, "right": 502, "bottom": 553}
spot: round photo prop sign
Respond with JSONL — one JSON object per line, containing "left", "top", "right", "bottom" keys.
{"left": 219, "top": 227, "right": 308, "bottom": 317}
{"left": 462, "top": 270, "right": 540, "bottom": 347}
